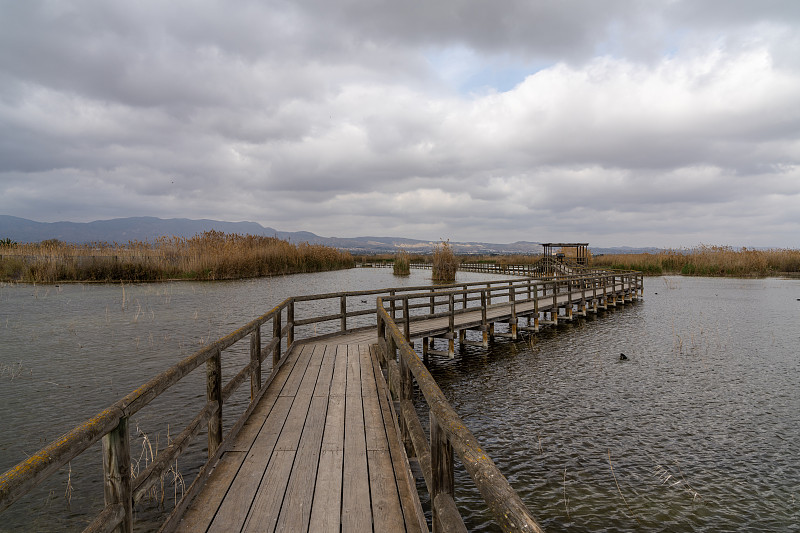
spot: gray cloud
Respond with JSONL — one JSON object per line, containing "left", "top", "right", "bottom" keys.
{"left": 1, "top": 0, "right": 799, "bottom": 247}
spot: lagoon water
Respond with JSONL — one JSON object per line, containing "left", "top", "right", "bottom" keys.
{"left": 1, "top": 271, "right": 798, "bottom": 531}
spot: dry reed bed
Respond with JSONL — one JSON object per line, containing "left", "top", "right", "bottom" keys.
{"left": 0, "top": 231, "right": 354, "bottom": 282}
{"left": 591, "top": 245, "right": 800, "bottom": 276}
{"left": 432, "top": 240, "right": 458, "bottom": 282}
{"left": 392, "top": 249, "right": 411, "bottom": 276}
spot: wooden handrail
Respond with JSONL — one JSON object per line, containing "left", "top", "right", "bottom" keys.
{"left": 377, "top": 299, "right": 545, "bottom": 532}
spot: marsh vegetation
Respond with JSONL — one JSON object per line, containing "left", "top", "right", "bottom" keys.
{"left": 0, "top": 231, "right": 354, "bottom": 282}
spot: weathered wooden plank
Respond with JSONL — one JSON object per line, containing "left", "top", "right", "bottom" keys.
{"left": 239, "top": 344, "right": 324, "bottom": 532}
{"left": 308, "top": 345, "right": 346, "bottom": 530}
{"left": 308, "top": 449, "right": 344, "bottom": 533}
{"left": 240, "top": 450, "right": 296, "bottom": 533}
{"left": 229, "top": 341, "right": 308, "bottom": 452}
{"left": 314, "top": 344, "right": 336, "bottom": 397}
{"left": 341, "top": 345, "right": 372, "bottom": 531}
{"left": 368, "top": 449, "right": 406, "bottom": 533}
{"left": 273, "top": 394, "right": 329, "bottom": 532}
{"left": 205, "top": 394, "right": 294, "bottom": 533}
{"left": 361, "top": 345, "right": 387, "bottom": 452}
{"left": 370, "top": 345, "right": 427, "bottom": 533}
{"left": 174, "top": 451, "right": 246, "bottom": 532}
{"left": 279, "top": 344, "right": 317, "bottom": 397}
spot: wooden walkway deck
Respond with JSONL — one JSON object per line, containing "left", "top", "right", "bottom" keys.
{"left": 174, "top": 341, "right": 426, "bottom": 533}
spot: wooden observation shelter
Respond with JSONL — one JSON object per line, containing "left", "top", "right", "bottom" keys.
{"left": 542, "top": 243, "right": 590, "bottom": 266}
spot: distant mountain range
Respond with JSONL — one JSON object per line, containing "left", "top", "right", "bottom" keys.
{"left": 0, "top": 215, "right": 659, "bottom": 255}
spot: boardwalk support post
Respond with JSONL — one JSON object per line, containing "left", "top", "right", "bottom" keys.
{"left": 250, "top": 328, "right": 261, "bottom": 401}
{"left": 101, "top": 416, "right": 132, "bottom": 533}
{"left": 287, "top": 300, "right": 294, "bottom": 347}
{"left": 207, "top": 348, "right": 223, "bottom": 458}
{"left": 430, "top": 412, "right": 456, "bottom": 533}
{"left": 273, "top": 311, "right": 282, "bottom": 367}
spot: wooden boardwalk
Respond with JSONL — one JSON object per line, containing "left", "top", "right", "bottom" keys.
{"left": 173, "top": 280, "right": 636, "bottom": 532}
{"left": 0, "top": 267, "right": 642, "bottom": 533}
{"left": 174, "top": 341, "right": 426, "bottom": 533}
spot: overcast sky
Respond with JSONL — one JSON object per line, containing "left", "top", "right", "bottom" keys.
{"left": 1, "top": 1, "right": 799, "bottom": 247}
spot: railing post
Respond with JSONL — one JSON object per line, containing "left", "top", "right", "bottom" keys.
{"left": 102, "top": 416, "right": 132, "bottom": 533}
{"left": 430, "top": 411, "right": 454, "bottom": 533}
{"left": 481, "top": 290, "right": 488, "bottom": 347}
{"left": 448, "top": 294, "right": 455, "bottom": 357}
{"left": 399, "top": 345, "right": 413, "bottom": 452}
{"left": 390, "top": 290, "right": 396, "bottom": 320}
{"left": 377, "top": 299, "right": 385, "bottom": 342}
{"left": 207, "top": 348, "right": 223, "bottom": 458}
{"left": 273, "top": 311, "right": 282, "bottom": 367}
{"left": 509, "top": 283, "right": 517, "bottom": 339}
{"left": 340, "top": 294, "right": 347, "bottom": 332}
{"left": 552, "top": 280, "right": 558, "bottom": 325}
{"left": 287, "top": 300, "right": 294, "bottom": 346}
{"left": 250, "top": 327, "right": 261, "bottom": 401}
{"left": 462, "top": 284, "right": 468, "bottom": 310}
{"left": 534, "top": 282, "right": 540, "bottom": 331}
{"left": 403, "top": 297, "right": 410, "bottom": 341}
{"left": 429, "top": 289, "right": 435, "bottom": 316}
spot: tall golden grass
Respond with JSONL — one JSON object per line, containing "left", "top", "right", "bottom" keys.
{"left": 591, "top": 245, "right": 800, "bottom": 277}
{"left": 432, "top": 240, "right": 458, "bottom": 282}
{"left": 392, "top": 249, "right": 411, "bottom": 276}
{"left": 0, "top": 231, "right": 354, "bottom": 282}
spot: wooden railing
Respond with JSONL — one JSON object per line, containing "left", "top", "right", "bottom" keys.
{"left": 374, "top": 271, "right": 641, "bottom": 531}
{"left": 377, "top": 300, "right": 543, "bottom": 532}
{"left": 356, "top": 257, "right": 609, "bottom": 277}
{"left": 0, "top": 267, "right": 642, "bottom": 532}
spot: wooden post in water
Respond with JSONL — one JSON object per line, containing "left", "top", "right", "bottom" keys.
{"left": 206, "top": 348, "right": 223, "bottom": 458}
{"left": 250, "top": 328, "right": 261, "bottom": 401}
{"left": 102, "top": 417, "right": 132, "bottom": 533}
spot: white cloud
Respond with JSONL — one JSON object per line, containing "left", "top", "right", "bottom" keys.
{"left": 1, "top": 0, "right": 799, "bottom": 247}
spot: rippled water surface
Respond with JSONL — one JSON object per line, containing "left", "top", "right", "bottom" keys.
{"left": 423, "top": 276, "right": 800, "bottom": 532}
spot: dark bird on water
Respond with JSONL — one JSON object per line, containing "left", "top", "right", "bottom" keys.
{"left": 619, "top": 353, "right": 628, "bottom": 361}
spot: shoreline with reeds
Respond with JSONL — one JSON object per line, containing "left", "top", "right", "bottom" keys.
{"left": 590, "top": 245, "right": 800, "bottom": 277}
{"left": 355, "top": 245, "right": 800, "bottom": 279}
{"left": 0, "top": 231, "right": 354, "bottom": 283}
